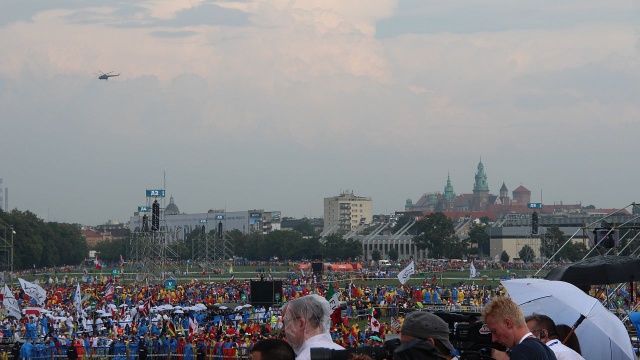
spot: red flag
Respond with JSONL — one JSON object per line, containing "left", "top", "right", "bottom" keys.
{"left": 431, "top": 274, "right": 437, "bottom": 282}
{"left": 95, "top": 258, "right": 103, "bottom": 270}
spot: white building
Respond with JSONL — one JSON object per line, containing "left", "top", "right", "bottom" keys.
{"left": 324, "top": 191, "right": 373, "bottom": 231}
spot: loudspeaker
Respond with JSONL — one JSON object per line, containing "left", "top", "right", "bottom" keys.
{"left": 311, "top": 262, "right": 324, "bottom": 275}
{"left": 250, "top": 281, "right": 283, "bottom": 306}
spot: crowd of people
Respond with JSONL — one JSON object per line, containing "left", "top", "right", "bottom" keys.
{"left": 0, "top": 262, "right": 621, "bottom": 360}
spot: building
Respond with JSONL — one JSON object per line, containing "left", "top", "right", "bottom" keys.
{"left": 128, "top": 196, "right": 282, "bottom": 240}
{"left": 0, "top": 179, "right": 6, "bottom": 212}
{"left": 324, "top": 191, "right": 373, "bottom": 232}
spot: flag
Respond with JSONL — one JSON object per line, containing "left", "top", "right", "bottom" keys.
{"left": 103, "top": 280, "right": 115, "bottom": 302}
{"left": 397, "top": 261, "right": 415, "bottom": 285}
{"left": 119, "top": 254, "right": 124, "bottom": 267}
{"left": 95, "top": 258, "right": 103, "bottom": 270}
{"left": 2, "top": 285, "right": 21, "bottom": 319}
{"left": 390, "top": 317, "right": 401, "bottom": 333}
{"left": 18, "top": 278, "right": 47, "bottom": 306}
{"left": 230, "top": 274, "right": 235, "bottom": 282}
{"left": 325, "top": 284, "right": 341, "bottom": 326}
{"left": 369, "top": 315, "right": 381, "bottom": 333}
{"left": 166, "top": 320, "right": 176, "bottom": 337}
{"left": 431, "top": 274, "right": 438, "bottom": 282}
{"left": 189, "top": 317, "right": 198, "bottom": 334}
{"left": 470, "top": 261, "right": 477, "bottom": 278}
{"left": 73, "top": 283, "right": 83, "bottom": 314}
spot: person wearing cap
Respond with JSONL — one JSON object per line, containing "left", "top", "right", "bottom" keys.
{"left": 482, "top": 296, "right": 557, "bottom": 360}
{"left": 282, "top": 294, "right": 343, "bottom": 360}
{"left": 395, "top": 311, "right": 455, "bottom": 360}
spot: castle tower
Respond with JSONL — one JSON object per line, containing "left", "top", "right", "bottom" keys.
{"left": 442, "top": 173, "right": 456, "bottom": 210}
{"left": 472, "top": 158, "right": 490, "bottom": 210}
{"left": 499, "top": 182, "right": 510, "bottom": 205}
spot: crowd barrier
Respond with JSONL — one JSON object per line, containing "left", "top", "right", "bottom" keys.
{"left": 1, "top": 345, "right": 255, "bottom": 360}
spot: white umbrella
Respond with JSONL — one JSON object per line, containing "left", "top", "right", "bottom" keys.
{"left": 218, "top": 306, "right": 228, "bottom": 310}
{"left": 502, "top": 278, "right": 635, "bottom": 360}
{"left": 194, "top": 304, "right": 207, "bottom": 311}
{"left": 174, "top": 309, "right": 184, "bottom": 314}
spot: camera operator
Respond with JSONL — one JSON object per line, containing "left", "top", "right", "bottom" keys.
{"left": 283, "top": 294, "right": 343, "bottom": 360}
{"left": 482, "top": 297, "right": 556, "bottom": 360}
{"left": 395, "top": 311, "right": 456, "bottom": 360}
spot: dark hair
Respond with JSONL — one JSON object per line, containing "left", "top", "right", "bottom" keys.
{"left": 524, "top": 313, "right": 557, "bottom": 339}
{"left": 251, "top": 339, "right": 295, "bottom": 360}
{"left": 555, "top": 324, "right": 582, "bottom": 355}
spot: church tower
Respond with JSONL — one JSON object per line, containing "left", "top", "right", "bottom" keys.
{"left": 441, "top": 173, "right": 457, "bottom": 210}
{"left": 472, "top": 158, "right": 490, "bottom": 210}
{"left": 499, "top": 182, "right": 510, "bottom": 205}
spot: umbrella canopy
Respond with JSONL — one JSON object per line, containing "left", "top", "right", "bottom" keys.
{"left": 502, "top": 278, "right": 634, "bottom": 360}
{"left": 545, "top": 255, "right": 640, "bottom": 286}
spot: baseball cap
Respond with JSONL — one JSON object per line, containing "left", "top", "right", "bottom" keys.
{"left": 400, "top": 311, "right": 454, "bottom": 353}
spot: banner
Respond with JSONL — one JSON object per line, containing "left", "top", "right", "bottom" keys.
{"left": 18, "top": 278, "right": 47, "bottom": 306}
{"left": 2, "top": 285, "right": 21, "bottom": 319}
{"left": 397, "top": 261, "right": 415, "bottom": 285}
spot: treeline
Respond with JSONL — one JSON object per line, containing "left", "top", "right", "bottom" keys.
{"left": 0, "top": 209, "right": 88, "bottom": 270}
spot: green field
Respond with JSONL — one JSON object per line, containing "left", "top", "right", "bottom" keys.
{"left": 28, "top": 265, "right": 548, "bottom": 288}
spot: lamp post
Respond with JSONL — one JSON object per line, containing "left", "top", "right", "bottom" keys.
{"left": 10, "top": 226, "right": 14, "bottom": 276}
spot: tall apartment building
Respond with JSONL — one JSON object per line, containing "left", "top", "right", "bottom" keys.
{"left": 324, "top": 191, "right": 373, "bottom": 231}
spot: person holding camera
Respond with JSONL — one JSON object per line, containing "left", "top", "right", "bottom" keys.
{"left": 394, "top": 311, "right": 456, "bottom": 360}
{"left": 482, "top": 297, "right": 557, "bottom": 360}
{"left": 282, "top": 294, "right": 343, "bottom": 360}
{"left": 525, "top": 314, "right": 584, "bottom": 360}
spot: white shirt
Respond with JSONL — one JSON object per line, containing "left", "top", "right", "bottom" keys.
{"left": 295, "top": 333, "right": 343, "bottom": 360}
{"left": 545, "top": 339, "right": 585, "bottom": 360}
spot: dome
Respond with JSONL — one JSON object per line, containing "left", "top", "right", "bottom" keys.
{"left": 165, "top": 196, "right": 180, "bottom": 215}
{"left": 406, "top": 198, "right": 413, "bottom": 205}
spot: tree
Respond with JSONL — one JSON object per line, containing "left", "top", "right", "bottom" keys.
{"left": 541, "top": 226, "right": 565, "bottom": 259}
{"left": 293, "top": 218, "right": 317, "bottom": 237}
{"left": 467, "top": 223, "right": 490, "bottom": 259}
{"left": 412, "top": 212, "right": 465, "bottom": 259}
{"left": 388, "top": 248, "right": 399, "bottom": 262}
{"left": 500, "top": 250, "right": 510, "bottom": 263}
{"left": 371, "top": 250, "right": 381, "bottom": 262}
{"left": 519, "top": 245, "right": 535, "bottom": 263}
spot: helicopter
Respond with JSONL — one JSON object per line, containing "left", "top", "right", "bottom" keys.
{"left": 98, "top": 70, "right": 120, "bottom": 80}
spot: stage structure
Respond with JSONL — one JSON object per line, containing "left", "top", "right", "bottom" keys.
{"left": 129, "top": 189, "right": 181, "bottom": 281}
{"left": 191, "top": 217, "right": 233, "bottom": 269}
{"left": 0, "top": 219, "right": 13, "bottom": 274}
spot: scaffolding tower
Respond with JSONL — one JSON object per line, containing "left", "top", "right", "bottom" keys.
{"left": 129, "top": 189, "right": 181, "bottom": 281}
{"left": 191, "top": 220, "right": 234, "bottom": 270}
{"left": 0, "top": 219, "right": 13, "bottom": 274}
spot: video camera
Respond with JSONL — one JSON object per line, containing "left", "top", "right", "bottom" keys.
{"left": 310, "top": 337, "right": 401, "bottom": 360}
{"left": 434, "top": 312, "right": 506, "bottom": 360}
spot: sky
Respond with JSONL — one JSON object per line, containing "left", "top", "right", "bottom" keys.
{"left": 1, "top": 0, "right": 640, "bottom": 226}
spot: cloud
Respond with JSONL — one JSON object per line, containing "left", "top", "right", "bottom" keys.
{"left": 2, "top": 0, "right": 640, "bottom": 224}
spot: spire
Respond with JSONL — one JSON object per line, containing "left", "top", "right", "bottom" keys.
{"left": 443, "top": 173, "right": 456, "bottom": 200}
{"left": 473, "top": 158, "right": 489, "bottom": 192}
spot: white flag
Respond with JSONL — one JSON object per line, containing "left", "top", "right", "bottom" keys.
{"left": 74, "top": 283, "right": 83, "bottom": 314}
{"left": 470, "top": 262, "right": 477, "bottom": 278}
{"left": 397, "top": 261, "right": 415, "bottom": 285}
{"left": 370, "top": 315, "right": 381, "bottom": 333}
{"left": 18, "top": 278, "right": 47, "bottom": 306}
{"left": 2, "top": 285, "right": 21, "bottom": 319}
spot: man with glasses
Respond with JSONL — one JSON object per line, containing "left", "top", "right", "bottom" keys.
{"left": 282, "top": 294, "right": 343, "bottom": 360}
{"left": 525, "top": 314, "right": 584, "bottom": 360}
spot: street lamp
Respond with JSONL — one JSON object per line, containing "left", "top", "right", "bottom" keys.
{"left": 10, "top": 226, "right": 14, "bottom": 276}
